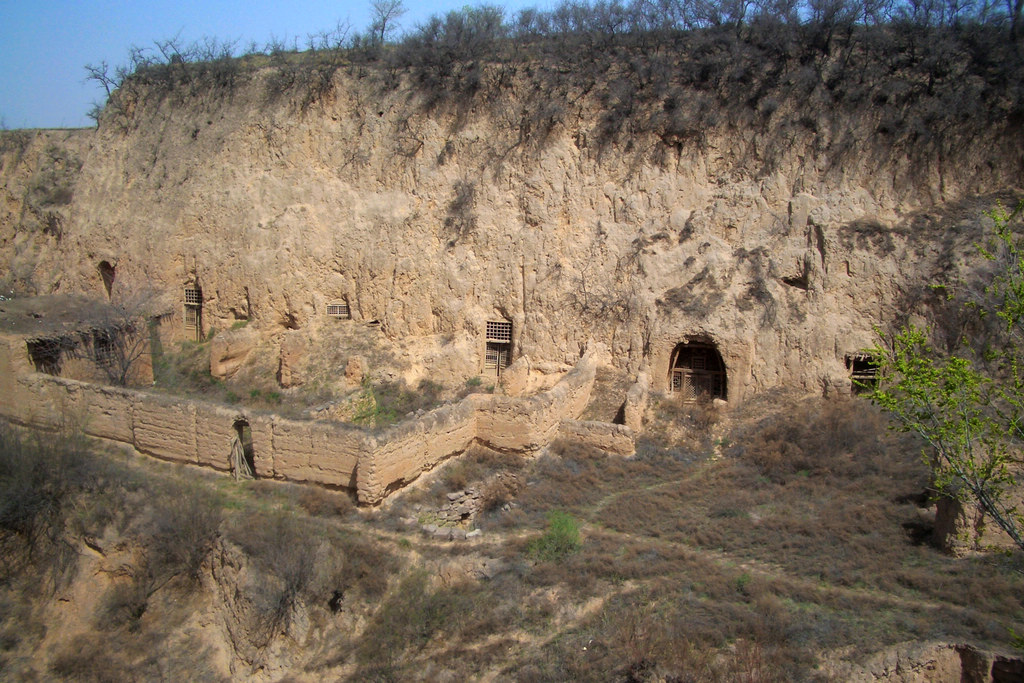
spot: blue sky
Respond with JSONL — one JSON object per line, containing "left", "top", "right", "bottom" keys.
{"left": 0, "top": 1, "right": 543, "bottom": 129}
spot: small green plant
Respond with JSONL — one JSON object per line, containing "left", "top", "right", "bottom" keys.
{"left": 231, "top": 320, "right": 249, "bottom": 330}
{"left": 351, "top": 380, "right": 398, "bottom": 427}
{"left": 466, "top": 376, "right": 482, "bottom": 388}
{"left": 1010, "top": 626, "right": 1024, "bottom": 651}
{"left": 528, "top": 510, "right": 582, "bottom": 562}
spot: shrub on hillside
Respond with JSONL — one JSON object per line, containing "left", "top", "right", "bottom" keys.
{"left": 0, "top": 425, "right": 97, "bottom": 590}
{"left": 528, "top": 510, "right": 582, "bottom": 562}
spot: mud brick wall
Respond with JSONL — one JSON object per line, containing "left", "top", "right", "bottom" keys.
{"left": 356, "top": 398, "right": 479, "bottom": 505}
{"left": 0, "top": 336, "right": 602, "bottom": 505}
{"left": 476, "top": 350, "right": 597, "bottom": 452}
{"left": 557, "top": 420, "right": 635, "bottom": 457}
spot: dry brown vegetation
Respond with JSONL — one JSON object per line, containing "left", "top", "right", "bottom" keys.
{"left": 150, "top": 324, "right": 475, "bottom": 424}
{"left": 1, "top": 390, "right": 1022, "bottom": 680}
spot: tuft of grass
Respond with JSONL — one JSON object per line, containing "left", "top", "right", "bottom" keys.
{"left": 528, "top": 510, "right": 582, "bottom": 562}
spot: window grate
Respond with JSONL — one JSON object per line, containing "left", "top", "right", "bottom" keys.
{"left": 93, "top": 332, "right": 114, "bottom": 367}
{"left": 184, "top": 306, "right": 199, "bottom": 330}
{"left": 486, "top": 320, "right": 512, "bottom": 343}
{"left": 184, "top": 287, "right": 202, "bottom": 306}
{"left": 326, "top": 301, "right": 350, "bottom": 319}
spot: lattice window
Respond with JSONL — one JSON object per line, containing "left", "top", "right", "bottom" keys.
{"left": 486, "top": 320, "right": 512, "bottom": 343}
{"left": 184, "top": 286, "right": 202, "bottom": 340}
{"left": 27, "top": 340, "right": 63, "bottom": 375}
{"left": 93, "top": 331, "right": 114, "bottom": 368}
{"left": 326, "top": 300, "right": 350, "bottom": 319}
{"left": 671, "top": 369, "right": 684, "bottom": 392}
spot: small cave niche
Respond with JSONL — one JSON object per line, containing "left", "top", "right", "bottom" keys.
{"left": 669, "top": 340, "right": 727, "bottom": 402}
{"left": 27, "top": 339, "right": 63, "bottom": 375}
{"left": 845, "top": 353, "right": 878, "bottom": 394}
{"left": 98, "top": 261, "right": 116, "bottom": 299}
{"left": 781, "top": 274, "right": 809, "bottom": 290}
{"left": 280, "top": 312, "right": 301, "bottom": 330}
{"left": 231, "top": 418, "right": 256, "bottom": 480}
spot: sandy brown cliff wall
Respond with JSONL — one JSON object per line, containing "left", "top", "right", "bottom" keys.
{"left": 2, "top": 60, "right": 1022, "bottom": 399}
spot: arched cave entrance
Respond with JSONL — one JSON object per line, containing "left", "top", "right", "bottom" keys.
{"left": 668, "top": 340, "right": 727, "bottom": 402}
{"left": 231, "top": 418, "right": 256, "bottom": 480}
{"left": 98, "top": 261, "right": 115, "bottom": 299}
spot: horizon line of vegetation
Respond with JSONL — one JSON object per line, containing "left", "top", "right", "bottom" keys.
{"left": 84, "top": 0, "right": 1024, "bottom": 121}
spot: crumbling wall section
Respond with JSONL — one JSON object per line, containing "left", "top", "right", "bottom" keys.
{"left": 60, "top": 380, "right": 135, "bottom": 444}
{"left": 476, "top": 349, "right": 597, "bottom": 452}
{"left": 132, "top": 394, "right": 199, "bottom": 463}
{"left": 0, "top": 336, "right": 603, "bottom": 505}
{"left": 356, "top": 398, "right": 479, "bottom": 505}
{"left": 556, "top": 420, "right": 636, "bottom": 457}
{"left": 271, "top": 417, "right": 364, "bottom": 488}
{"left": 622, "top": 367, "right": 650, "bottom": 432}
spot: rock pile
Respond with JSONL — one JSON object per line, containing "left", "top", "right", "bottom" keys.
{"left": 416, "top": 472, "right": 521, "bottom": 541}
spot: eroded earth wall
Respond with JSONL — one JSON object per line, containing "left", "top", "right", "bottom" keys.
{"left": 0, "top": 336, "right": 600, "bottom": 502}
{"left": 1, "top": 60, "right": 1022, "bottom": 399}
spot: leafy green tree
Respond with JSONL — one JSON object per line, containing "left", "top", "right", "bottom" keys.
{"left": 869, "top": 201, "right": 1024, "bottom": 552}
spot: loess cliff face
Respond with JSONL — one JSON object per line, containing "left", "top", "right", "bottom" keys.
{"left": 2, "top": 38, "right": 1022, "bottom": 400}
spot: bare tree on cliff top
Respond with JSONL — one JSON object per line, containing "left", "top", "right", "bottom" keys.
{"left": 371, "top": 0, "right": 407, "bottom": 45}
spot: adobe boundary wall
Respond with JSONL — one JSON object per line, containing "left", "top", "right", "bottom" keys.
{"left": 0, "top": 337, "right": 603, "bottom": 504}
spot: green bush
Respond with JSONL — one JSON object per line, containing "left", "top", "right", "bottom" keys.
{"left": 529, "top": 510, "right": 582, "bottom": 562}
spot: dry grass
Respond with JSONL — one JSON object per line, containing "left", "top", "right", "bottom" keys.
{"left": 383, "top": 393, "right": 1021, "bottom": 679}
{"left": 3, "top": 391, "right": 1023, "bottom": 680}
{"left": 151, "top": 325, "right": 481, "bottom": 424}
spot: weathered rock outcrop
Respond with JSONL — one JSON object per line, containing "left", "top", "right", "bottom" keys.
{"left": 1, "top": 55, "right": 1021, "bottom": 400}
